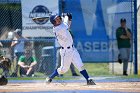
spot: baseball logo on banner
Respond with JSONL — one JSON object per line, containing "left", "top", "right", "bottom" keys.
{"left": 29, "top": 5, "right": 50, "bottom": 25}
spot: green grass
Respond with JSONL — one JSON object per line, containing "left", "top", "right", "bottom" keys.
{"left": 1, "top": 63, "right": 140, "bottom": 80}
{"left": 119, "top": 75, "right": 140, "bottom": 79}
{"left": 63, "top": 63, "right": 111, "bottom": 77}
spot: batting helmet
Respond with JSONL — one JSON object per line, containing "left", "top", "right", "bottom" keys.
{"left": 49, "top": 14, "right": 61, "bottom": 25}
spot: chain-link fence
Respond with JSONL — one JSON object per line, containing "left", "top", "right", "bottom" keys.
{"left": 0, "top": 0, "right": 137, "bottom": 77}
{"left": 0, "top": 1, "right": 57, "bottom": 77}
{"left": 0, "top": 38, "right": 56, "bottom": 77}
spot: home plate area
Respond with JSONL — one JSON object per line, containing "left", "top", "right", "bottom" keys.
{"left": 0, "top": 81, "right": 140, "bottom": 93}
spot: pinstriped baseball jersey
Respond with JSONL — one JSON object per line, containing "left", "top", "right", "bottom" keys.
{"left": 53, "top": 21, "right": 73, "bottom": 48}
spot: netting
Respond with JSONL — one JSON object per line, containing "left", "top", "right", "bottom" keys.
{"left": 61, "top": 0, "right": 134, "bottom": 62}
{"left": 0, "top": 0, "right": 136, "bottom": 77}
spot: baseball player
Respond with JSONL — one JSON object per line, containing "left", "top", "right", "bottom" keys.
{"left": 46, "top": 13, "right": 96, "bottom": 85}
{"left": 116, "top": 18, "right": 131, "bottom": 76}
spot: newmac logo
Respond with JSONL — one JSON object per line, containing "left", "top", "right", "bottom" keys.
{"left": 29, "top": 5, "right": 51, "bottom": 25}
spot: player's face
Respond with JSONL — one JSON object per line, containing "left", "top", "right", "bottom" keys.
{"left": 55, "top": 16, "right": 62, "bottom": 25}
{"left": 121, "top": 22, "right": 126, "bottom": 28}
{"left": 25, "top": 52, "right": 32, "bottom": 58}
{"left": 15, "top": 33, "right": 20, "bottom": 38}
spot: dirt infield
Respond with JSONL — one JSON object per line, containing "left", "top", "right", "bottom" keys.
{"left": 0, "top": 81, "right": 140, "bottom": 93}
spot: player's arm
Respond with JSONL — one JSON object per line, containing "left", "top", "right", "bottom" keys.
{"left": 18, "top": 61, "right": 29, "bottom": 68}
{"left": 26, "top": 57, "right": 37, "bottom": 75}
{"left": 116, "top": 28, "right": 129, "bottom": 39}
{"left": 11, "top": 42, "right": 16, "bottom": 47}
{"left": 0, "top": 42, "right": 3, "bottom": 47}
{"left": 120, "top": 30, "right": 131, "bottom": 39}
{"left": 29, "top": 62, "right": 37, "bottom": 68}
{"left": 18, "top": 56, "right": 29, "bottom": 68}
{"left": 120, "top": 35, "right": 129, "bottom": 39}
{"left": 125, "top": 28, "right": 131, "bottom": 39}
{"left": 63, "top": 13, "right": 72, "bottom": 29}
{"left": 29, "top": 57, "right": 37, "bottom": 68}
{"left": 11, "top": 37, "right": 18, "bottom": 47}
{"left": 67, "top": 13, "right": 72, "bottom": 28}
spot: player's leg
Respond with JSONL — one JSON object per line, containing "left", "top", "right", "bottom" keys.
{"left": 19, "top": 67, "right": 27, "bottom": 77}
{"left": 26, "top": 64, "right": 36, "bottom": 77}
{"left": 123, "top": 48, "right": 130, "bottom": 76}
{"left": 11, "top": 52, "right": 24, "bottom": 77}
{"left": 70, "top": 63, "right": 79, "bottom": 76}
{"left": 119, "top": 48, "right": 130, "bottom": 76}
{"left": 46, "top": 49, "right": 72, "bottom": 83}
{"left": 72, "top": 49, "right": 96, "bottom": 85}
{"left": 56, "top": 48, "right": 63, "bottom": 77}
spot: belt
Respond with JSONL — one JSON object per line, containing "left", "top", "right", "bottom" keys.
{"left": 61, "top": 45, "right": 73, "bottom": 49}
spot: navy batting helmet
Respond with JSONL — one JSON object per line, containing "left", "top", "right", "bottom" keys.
{"left": 49, "top": 14, "right": 61, "bottom": 25}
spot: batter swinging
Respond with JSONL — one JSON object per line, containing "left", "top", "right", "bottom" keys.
{"left": 46, "top": 13, "right": 96, "bottom": 85}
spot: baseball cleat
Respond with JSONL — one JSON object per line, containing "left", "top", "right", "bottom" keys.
{"left": 45, "top": 77, "right": 52, "bottom": 84}
{"left": 87, "top": 79, "right": 96, "bottom": 85}
{"left": 123, "top": 71, "right": 128, "bottom": 76}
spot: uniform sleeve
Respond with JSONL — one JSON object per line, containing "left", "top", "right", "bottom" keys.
{"left": 32, "top": 57, "right": 37, "bottom": 62}
{"left": 18, "top": 56, "right": 25, "bottom": 63}
{"left": 116, "top": 28, "right": 123, "bottom": 39}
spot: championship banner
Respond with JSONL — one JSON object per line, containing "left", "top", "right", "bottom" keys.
{"left": 21, "top": 0, "right": 58, "bottom": 37}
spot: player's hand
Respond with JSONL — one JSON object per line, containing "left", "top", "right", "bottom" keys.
{"left": 29, "top": 65, "right": 33, "bottom": 68}
{"left": 23, "top": 65, "right": 30, "bottom": 68}
{"left": 67, "top": 13, "right": 72, "bottom": 21}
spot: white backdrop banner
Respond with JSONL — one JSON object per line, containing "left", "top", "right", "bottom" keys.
{"left": 138, "top": 0, "right": 140, "bottom": 9}
{"left": 21, "top": 0, "right": 58, "bottom": 37}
